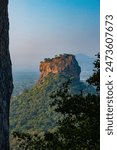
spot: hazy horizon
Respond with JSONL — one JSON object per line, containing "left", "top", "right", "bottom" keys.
{"left": 9, "top": 0, "right": 100, "bottom": 71}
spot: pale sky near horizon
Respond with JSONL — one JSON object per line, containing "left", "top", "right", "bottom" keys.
{"left": 9, "top": 0, "right": 100, "bottom": 71}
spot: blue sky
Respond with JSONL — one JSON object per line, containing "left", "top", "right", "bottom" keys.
{"left": 9, "top": 0, "right": 100, "bottom": 71}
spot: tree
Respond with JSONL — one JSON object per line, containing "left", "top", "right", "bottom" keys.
{"left": 87, "top": 53, "right": 100, "bottom": 92}
{"left": 50, "top": 83, "right": 100, "bottom": 150}
{"left": 49, "top": 53, "right": 100, "bottom": 149}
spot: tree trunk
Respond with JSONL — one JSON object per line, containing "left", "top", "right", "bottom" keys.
{"left": 0, "top": 0, "right": 13, "bottom": 149}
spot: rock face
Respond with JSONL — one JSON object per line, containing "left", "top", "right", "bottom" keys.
{"left": 39, "top": 54, "right": 81, "bottom": 81}
{"left": 0, "top": 0, "right": 13, "bottom": 149}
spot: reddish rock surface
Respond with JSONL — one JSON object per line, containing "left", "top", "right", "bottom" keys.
{"left": 39, "top": 54, "right": 81, "bottom": 81}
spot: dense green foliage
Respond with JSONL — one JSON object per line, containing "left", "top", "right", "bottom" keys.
{"left": 11, "top": 53, "right": 100, "bottom": 150}
{"left": 87, "top": 53, "right": 100, "bottom": 91}
{"left": 10, "top": 73, "right": 93, "bottom": 133}
{"left": 10, "top": 74, "right": 64, "bottom": 132}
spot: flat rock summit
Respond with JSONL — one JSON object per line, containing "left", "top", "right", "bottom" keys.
{"left": 39, "top": 54, "right": 81, "bottom": 82}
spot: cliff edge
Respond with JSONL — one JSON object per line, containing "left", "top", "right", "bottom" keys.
{"left": 0, "top": 1, "right": 13, "bottom": 149}
{"left": 39, "top": 54, "right": 81, "bottom": 82}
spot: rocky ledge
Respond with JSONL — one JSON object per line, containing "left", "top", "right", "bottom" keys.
{"left": 39, "top": 54, "right": 81, "bottom": 82}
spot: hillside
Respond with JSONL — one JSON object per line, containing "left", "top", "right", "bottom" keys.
{"left": 10, "top": 54, "right": 95, "bottom": 133}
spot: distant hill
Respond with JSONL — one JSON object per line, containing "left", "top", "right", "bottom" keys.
{"left": 76, "top": 53, "right": 95, "bottom": 81}
{"left": 10, "top": 54, "right": 95, "bottom": 133}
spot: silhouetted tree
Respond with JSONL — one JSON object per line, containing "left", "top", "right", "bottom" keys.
{"left": 87, "top": 53, "right": 100, "bottom": 91}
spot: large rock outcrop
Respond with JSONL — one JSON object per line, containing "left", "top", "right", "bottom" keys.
{"left": 0, "top": 0, "right": 13, "bottom": 149}
{"left": 39, "top": 54, "right": 81, "bottom": 82}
